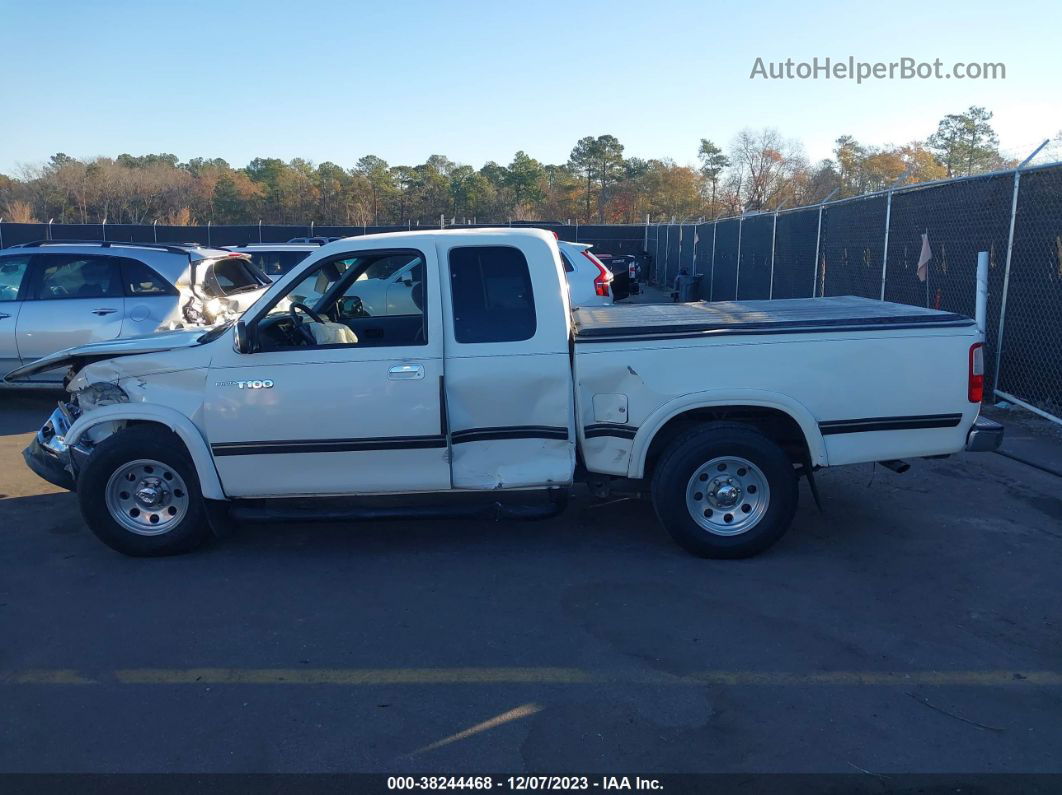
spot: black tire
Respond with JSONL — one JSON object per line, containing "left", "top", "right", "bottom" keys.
{"left": 77, "top": 426, "right": 211, "bottom": 557}
{"left": 651, "top": 424, "right": 798, "bottom": 558}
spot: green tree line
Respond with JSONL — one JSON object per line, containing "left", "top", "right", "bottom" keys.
{"left": 0, "top": 107, "right": 1028, "bottom": 227}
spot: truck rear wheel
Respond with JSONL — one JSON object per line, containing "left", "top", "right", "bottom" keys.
{"left": 651, "top": 425, "right": 798, "bottom": 558}
{"left": 77, "top": 427, "right": 211, "bottom": 557}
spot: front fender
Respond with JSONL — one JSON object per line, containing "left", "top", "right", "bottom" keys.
{"left": 627, "top": 388, "right": 828, "bottom": 479}
{"left": 65, "top": 404, "right": 226, "bottom": 500}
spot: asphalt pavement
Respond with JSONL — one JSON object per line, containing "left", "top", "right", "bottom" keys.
{"left": 1, "top": 390, "right": 1060, "bottom": 774}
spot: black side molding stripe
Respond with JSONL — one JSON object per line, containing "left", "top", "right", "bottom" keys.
{"left": 211, "top": 435, "right": 448, "bottom": 456}
{"left": 450, "top": 425, "right": 570, "bottom": 444}
{"left": 574, "top": 320, "right": 975, "bottom": 344}
{"left": 212, "top": 425, "right": 574, "bottom": 455}
{"left": 819, "top": 413, "right": 962, "bottom": 435}
{"left": 439, "top": 375, "right": 449, "bottom": 437}
{"left": 583, "top": 423, "right": 639, "bottom": 440}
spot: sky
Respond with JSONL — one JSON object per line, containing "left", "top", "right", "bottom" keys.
{"left": 1, "top": 0, "right": 1060, "bottom": 174}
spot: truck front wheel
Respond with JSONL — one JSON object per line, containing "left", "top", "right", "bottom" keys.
{"left": 651, "top": 425, "right": 798, "bottom": 558}
{"left": 77, "top": 427, "right": 211, "bottom": 556}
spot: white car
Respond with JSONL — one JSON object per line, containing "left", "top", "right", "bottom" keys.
{"left": 224, "top": 244, "right": 320, "bottom": 282}
{"left": 12, "top": 228, "right": 1001, "bottom": 559}
{"left": 286, "top": 236, "right": 342, "bottom": 245}
{"left": 558, "top": 241, "right": 613, "bottom": 307}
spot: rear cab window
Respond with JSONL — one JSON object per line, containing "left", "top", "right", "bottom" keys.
{"left": 448, "top": 246, "right": 536, "bottom": 343}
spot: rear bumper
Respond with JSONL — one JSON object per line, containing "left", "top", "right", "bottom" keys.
{"left": 966, "top": 416, "right": 1004, "bottom": 452}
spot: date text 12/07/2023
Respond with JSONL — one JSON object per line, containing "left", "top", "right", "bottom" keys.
{"left": 386, "top": 776, "right": 665, "bottom": 791}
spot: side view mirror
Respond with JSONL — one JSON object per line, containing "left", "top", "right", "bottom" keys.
{"left": 234, "top": 320, "right": 250, "bottom": 353}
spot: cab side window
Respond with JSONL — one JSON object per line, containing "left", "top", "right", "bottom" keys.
{"left": 0, "top": 255, "right": 30, "bottom": 301}
{"left": 255, "top": 249, "right": 428, "bottom": 351}
{"left": 33, "top": 255, "right": 122, "bottom": 300}
{"left": 448, "top": 246, "right": 536, "bottom": 343}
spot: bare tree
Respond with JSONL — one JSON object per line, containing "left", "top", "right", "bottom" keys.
{"left": 728, "top": 129, "right": 806, "bottom": 210}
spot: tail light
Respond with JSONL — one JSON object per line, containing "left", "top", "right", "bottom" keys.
{"left": 582, "top": 250, "right": 612, "bottom": 297}
{"left": 968, "top": 342, "right": 984, "bottom": 403}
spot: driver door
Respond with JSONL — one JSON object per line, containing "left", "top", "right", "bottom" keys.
{"left": 203, "top": 246, "right": 450, "bottom": 498}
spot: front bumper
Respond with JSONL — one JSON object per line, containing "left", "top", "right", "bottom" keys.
{"left": 966, "top": 416, "right": 1004, "bottom": 452}
{"left": 23, "top": 403, "right": 80, "bottom": 491}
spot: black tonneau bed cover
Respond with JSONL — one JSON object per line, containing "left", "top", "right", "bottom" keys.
{"left": 573, "top": 296, "right": 974, "bottom": 342}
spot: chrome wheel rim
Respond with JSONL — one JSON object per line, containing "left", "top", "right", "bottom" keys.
{"left": 685, "top": 456, "right": 770, "bottom": 536}
{"left": 105, "top": 459, "right": 189, "bottom": 536}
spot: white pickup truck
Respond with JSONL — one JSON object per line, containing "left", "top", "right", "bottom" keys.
{"left": 11, "top": 228, "right": 1002, "bottom": 558}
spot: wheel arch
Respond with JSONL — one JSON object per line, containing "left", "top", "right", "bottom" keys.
{"left": 64, "top": 404, "right": 226, "bottom": 500}
{"left": 629, "top": 390, "right": 828, "bottom": 480}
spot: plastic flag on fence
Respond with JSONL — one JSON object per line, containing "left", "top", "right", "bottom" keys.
{"left": 916, "top": 232, "right": 932, "bottom": 282}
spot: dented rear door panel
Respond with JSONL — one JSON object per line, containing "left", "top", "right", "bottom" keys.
{"left": 436, "top": 233, "right": 576, "bottom": 490}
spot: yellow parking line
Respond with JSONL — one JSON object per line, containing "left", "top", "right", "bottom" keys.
{"left": 115, "top": 667, "right": 597, "bottom": 685}
{"left": 2, "top": 668, "right": 1061, "bottom": 686}
{"left": 2, "top": 669, "right": 97, "bottom": 684}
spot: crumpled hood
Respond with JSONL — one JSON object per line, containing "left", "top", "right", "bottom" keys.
{"left": 3, "top": 327, "right": 208, "bottom": 382}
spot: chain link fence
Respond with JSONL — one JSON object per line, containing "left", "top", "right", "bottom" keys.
{"left": 997, "top": 165, "right": 1062, "bottom": 419}
{"left": 647, "top": 159, "right": 1062, "bottom": 424}
{"left": 2, "top": 178, "right": 1061, "bottom": 423}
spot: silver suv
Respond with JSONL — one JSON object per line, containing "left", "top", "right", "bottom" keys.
{"left": 0, "top": 241, "right": 269, "bottom": 386}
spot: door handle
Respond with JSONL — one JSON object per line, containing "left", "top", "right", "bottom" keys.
{"left": 0, "top": 312, "right": 10, "bottom": 320}
{"left": 388, "top": 363, "right": 425, "bottom": 380}
{"left": 91, "top": 308, "right": 118, "bottom": 316}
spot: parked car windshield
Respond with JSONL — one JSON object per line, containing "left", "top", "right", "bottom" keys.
{"left": 243, "top": 250, "right": 313, "bottom": 278}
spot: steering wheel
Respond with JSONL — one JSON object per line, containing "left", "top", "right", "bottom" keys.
{"left": 289, "top": 301, "right": 324, "bottom": 324}
{"left": 289, "top": 301, "right": 324, "bottom": 345}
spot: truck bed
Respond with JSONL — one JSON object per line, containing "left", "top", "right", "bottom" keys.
{"left": 572, "top": 296, "right": 974, "bottom": 342}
